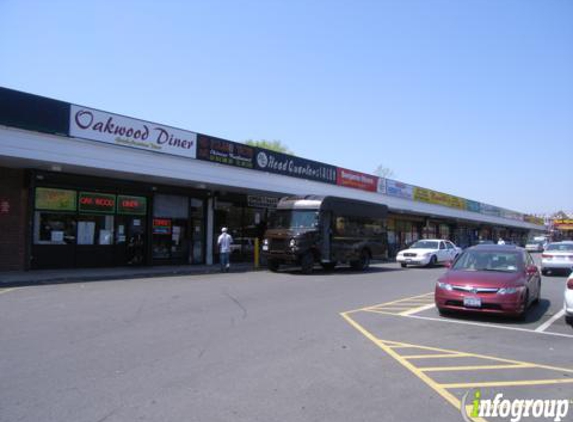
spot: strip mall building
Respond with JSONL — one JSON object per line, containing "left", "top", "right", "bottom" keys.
{"left": 0, "top": 87, "right": 544, "bottom": 271}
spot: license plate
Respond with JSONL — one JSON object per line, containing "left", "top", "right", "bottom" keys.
{"left": 406, "top": 259, "right": 412, "bottom": 263}
{"left": 463, "top": 297, "right": 482, "bottom": 308}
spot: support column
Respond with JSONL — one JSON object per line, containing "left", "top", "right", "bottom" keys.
{"left": 206, "top": 197, "right": 214, "bottom": 265}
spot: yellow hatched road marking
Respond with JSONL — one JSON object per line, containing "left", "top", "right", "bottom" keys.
{"left": 341, "top": 302, "right": 573, "bottom": 422}
{"left": 441, "top": 379, "right": 573, "bottom": 389}
{"left": 420, "top": 363, "right": 536, "bottom": 372}
{"left": 402, "top": 353, "right": 473, "bottom": 359}
{"left": 340, "top": 310, "right": 490, "bottom": 422}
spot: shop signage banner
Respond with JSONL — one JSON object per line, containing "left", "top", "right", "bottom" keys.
{"left": 480, "top": 203, "right": 501, "bottom": 217}
{"left": 196, "top": 135, "right": 254, "bottom": 169}
{"left": 466, "top": 200, "right": 481, "bottom": 213}
{"left": 70, "top": 105, "right": 197, "bottom": 159}
{"left": 79, "top": 192, "right": 116, "bottom": 214}
{"left": 35, "top": 188, "right": 77, "bottom": 211}
{"left": 413, "top": 187, "right": 467, "bottom": 210}
{"left": 554, "top": 219, "right": 573, "bottom": 225}
{"left": 254, "top": 149, "right": 337, "bottom": 184}
{"left": 524, "top": 215, "right": 544, "bottom": 225}
{"left": 247, "top": 195, "right": 279, "bottom": 209}
{"left": 117, "top": 195, "right": 147, "bottom": 215}
{"left": 386, "top": 179, "right": 414, "bottom": 200}
{"left": 336, "top": 168, "right": 378, "bottom": 192}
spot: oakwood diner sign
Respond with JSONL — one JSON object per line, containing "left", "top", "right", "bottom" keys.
{"left": 69, "top": 105, "right": 197, "bottom": 159}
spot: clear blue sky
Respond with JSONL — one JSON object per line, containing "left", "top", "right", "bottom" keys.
{"left": 1, "top": 0, "right": 571, "bottom": 215}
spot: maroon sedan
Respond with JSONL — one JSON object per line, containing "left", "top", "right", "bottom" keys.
{"left": 435, "top": 245, "right": 541, "bottom": 318}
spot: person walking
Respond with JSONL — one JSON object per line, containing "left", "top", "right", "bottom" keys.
{"left": 217, "top": 227, "right": 233, "bottom": 272}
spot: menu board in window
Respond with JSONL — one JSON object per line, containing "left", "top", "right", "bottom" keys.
{"left": 79, "top": 192, "right": 116, "bottom": 214}
{"left": 35, "top": 188, "right": 77, "bottom": 211}
{"left": 117, "top": 195, "right": 147, "bottom": 215}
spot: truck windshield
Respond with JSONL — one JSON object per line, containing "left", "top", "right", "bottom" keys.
{"left": 271, "top": 210, "right": 319, "bottom": 229}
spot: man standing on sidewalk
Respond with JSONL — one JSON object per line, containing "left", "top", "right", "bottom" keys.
{"left": 217, "top": 227, "right": 233, "bottom": 272}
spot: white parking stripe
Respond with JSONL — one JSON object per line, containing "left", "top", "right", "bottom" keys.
{"left": 405, "top": 314, "right": 573, "bottom": 339}
{"left": 535, "top": 309, "right": 566, "bottom": 333}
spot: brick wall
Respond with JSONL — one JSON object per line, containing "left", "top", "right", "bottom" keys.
{"left": 0, "top": 168, "right": 28, "bottom": 271}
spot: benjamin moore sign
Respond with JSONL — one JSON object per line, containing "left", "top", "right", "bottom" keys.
{"left": 70, "top": 105, "right": 197, "bottom": 159}
{"left": 254, "top": 149, "right": 337, "bottom": 184}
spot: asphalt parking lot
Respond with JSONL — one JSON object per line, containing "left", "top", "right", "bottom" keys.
{"left": 1, "top": 256, "right": 571, "bottom": 422}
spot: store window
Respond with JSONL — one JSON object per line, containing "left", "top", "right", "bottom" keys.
{"left": 77, "top": 192, "right": 116, "bottom": 245}
{"left": 33, "top": 188, "right": 77, "bottom": 245}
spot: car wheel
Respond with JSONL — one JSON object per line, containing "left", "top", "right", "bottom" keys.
{"left": 400, "top": 263, "right": 407, "bottom": 268}
{"left": 268, "top": 259, "right": 280, "bottom": 273}
{"left": 532, "top": 280, "right": 541, "bottom": 305}
{"left": 428, "top": 255, "right": 437, "bottom": 267}
{"left": 517, "top": 290, "right": 529, "bottom": 320}
{"left": 300, "top": 252, "right": 314, "bottom": 274}
{"left": 566, "top": 316, "right": 573, "bottom": 325}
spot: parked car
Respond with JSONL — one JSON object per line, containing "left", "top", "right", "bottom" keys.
{"left": 230, "top": 237, "right": 255, "bottom": 256}
{"left": 435, "top": 245, "right": 541, "bottom": 318}
{"left": 541, "top": 241, "right": 573, "bottom": 275}
{"left": 565, "top": 272, "right": 573, "bottom": 325}
{"left": 396, "top": 239, "right": 461, "bottom": 268}
{"left": 525, "top": 240, "right": 546, "bottom": 253}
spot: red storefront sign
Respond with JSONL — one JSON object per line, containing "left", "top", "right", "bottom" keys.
{"left": 336, "top": 168, "right": 378, "bottom": 192}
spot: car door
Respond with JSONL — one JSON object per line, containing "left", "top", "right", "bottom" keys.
{"left": 446, "top": 241, "right": 458, "bottom": 260}
{"left": 438, "top": 241, "right": 448, "bottom": 262}
{"left": 524, "top": 251, "right": 541, "bottom": 300}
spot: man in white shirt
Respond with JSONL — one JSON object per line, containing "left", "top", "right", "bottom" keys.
{"left": 217, "top": 227, "right": 233, "bottom": 272}
{"left": 497, "top": 237, "right": 505, "bottom": 245}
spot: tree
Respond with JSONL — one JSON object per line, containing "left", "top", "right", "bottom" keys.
{"left": 245, "top": 139, "right": 294, "bottom": 155}
{"left": 373, "top": 164, "right": 395, "bottom": 179}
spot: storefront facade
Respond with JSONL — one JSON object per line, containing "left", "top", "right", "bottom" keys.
{"left": 0, "top": 87, "right": 544, "bottom": 271}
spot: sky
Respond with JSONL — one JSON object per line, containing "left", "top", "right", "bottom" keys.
{"left": 1, "top": 0, "right": 571, "bottom": 215}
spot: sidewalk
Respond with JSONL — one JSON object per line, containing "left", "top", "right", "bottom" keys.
{"left": 0, "top": 262, "right": 258, "bottom": 288}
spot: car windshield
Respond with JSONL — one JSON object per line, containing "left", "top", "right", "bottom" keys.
{"left": 270, "top": 210, "right": 319, "bottom": 230}
{"left": 452, "top": 250, "right": 521, "bottom": 272}
{"left": 410, "top": 241, "right": 439, "bottom": 249}
{"left": 545, "top": 243, "right": 573, "bottom": 252}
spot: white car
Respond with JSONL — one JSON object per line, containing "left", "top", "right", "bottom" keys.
{"left": 525, "top": 240, "right": 546, "bottom": 252}
{"left": 396, "top": 239, "right": 462, "bottom": 268}
{"left": 541, "top": 241, "right": 573, "bottom": 275}
{"left": 565, "top": 272, "right": 573, "bottom": 325}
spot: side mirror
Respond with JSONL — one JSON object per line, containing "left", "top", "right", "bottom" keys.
{"left": 526, "top": 265, "right": 538, "bottom": 275}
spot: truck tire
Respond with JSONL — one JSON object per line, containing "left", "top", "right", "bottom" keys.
{"left": 268, "top": 259, "right": 280, "bottom": 272}
{"left": 301, "top": 252, "right": 314, "bottom": 274}
{"left": 351, "top": 249, "right": 370, "bottom": 271}
{"left": 320, "top": 262, "right": 337, "bottom": 272}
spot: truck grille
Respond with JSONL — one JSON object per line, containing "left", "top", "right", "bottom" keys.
{"left": 270, "top": 238, "right": 287, "bottom": 251}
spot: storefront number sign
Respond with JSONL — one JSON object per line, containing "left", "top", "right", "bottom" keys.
{"left": 35, "top": 188, "right": 77, "bottom": 211}
{"left": 79, "top": 192, "right": 116, "bottom": 214}
{"left": 117, "top": 195, "right": 147, "bottom": 215}
{"left": 153, "top": 218, "right": 172, "bottom": 235}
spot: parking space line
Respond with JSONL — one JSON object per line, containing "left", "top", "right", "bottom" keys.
{"left": 399, "top": 303, "right": 436, "bottom": 316}
{"left": 405, "top": 313, "right": 573, "bottom": 339}
{"left": 420, "top": 363, "right": 535, "bottom": 372}
{"left": 535, "top": 309, "right": 566, "bottom": 332}
{"left": 441, "top": 379, "right": 573, "bottom": 389}
{"left": 402, "top": 353, "right": 473, "bottom": 359}
{"left": 0, "top": 288, "right": 18, "bottom": 296}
